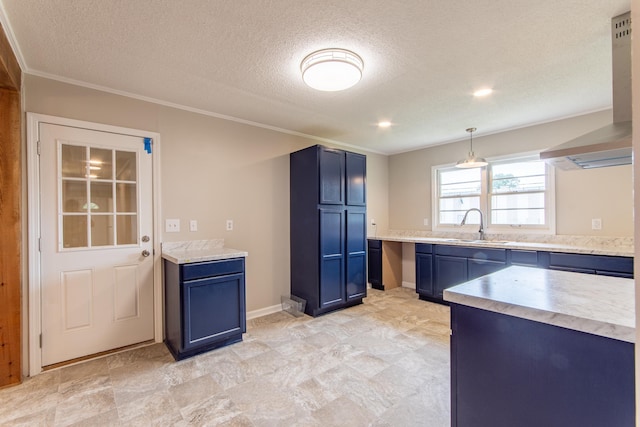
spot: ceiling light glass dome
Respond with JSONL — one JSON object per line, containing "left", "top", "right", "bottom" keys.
{"left": 301, "top": 48, "right": 364, "bottom": 91}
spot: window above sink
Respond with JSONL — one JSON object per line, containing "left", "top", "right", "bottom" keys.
{"left": 433, "top": 154, "right": 556, "bottom": 235}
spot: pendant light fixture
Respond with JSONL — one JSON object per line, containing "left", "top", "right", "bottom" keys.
{"left": 301, "top": 48, "right": 364, "bottom": 91}
{"left": 456, "top": 127, "right": 488, "bottom": 168}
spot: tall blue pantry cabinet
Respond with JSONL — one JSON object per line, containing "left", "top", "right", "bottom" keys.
{"left": 290, "top": 145, "right": 367, "bottom": 316}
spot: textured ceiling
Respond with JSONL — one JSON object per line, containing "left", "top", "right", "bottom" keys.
{"left": 0, "top": 0, "right": 631, "bottom": 154}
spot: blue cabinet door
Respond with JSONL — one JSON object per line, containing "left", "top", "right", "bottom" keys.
{"left": 346, "top": 210, "right": 366, "bottom": 300}
{"left": 367, "top": 240, "right": 382, "bottom": 289}
{"left": 319, "top": 147, "right": 345, "bottom": 205}
{"left": 345, "top": 152, "right": 366, "bottom": 206}
{"left": 182, "top": 272, "right": 245, "bottom": 351}
{"left": 320, "top": 208, "right": 346, "bottom": 307}
{"left": 416, "top": 253, "right": 434, "bottom": 296}
{"left": 451, "top": 304, "right": 635, "bottom": 427}
{"left": 435, "top": 255, "right": 468, "bottom": 298}
{"left": 468, "top": 259, "right": 507, "bottom": 280}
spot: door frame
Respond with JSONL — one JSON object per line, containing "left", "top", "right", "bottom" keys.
{"left": 26, "top": 113, "right": 163, "bottom": 376}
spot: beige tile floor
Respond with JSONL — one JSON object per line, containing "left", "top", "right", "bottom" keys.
{"left": 0, "top": 287, "right": 451, "bottom": 426}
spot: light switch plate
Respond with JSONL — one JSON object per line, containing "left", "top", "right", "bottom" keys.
{"left": 189, "top": 220, "right": 198, "bottom": 232}
{"left": 591, "top": 218, "right": 602, "bottom": 230}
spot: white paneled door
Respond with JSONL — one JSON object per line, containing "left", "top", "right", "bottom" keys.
{"left": 39, "top": 123, "right": 154, "bottom": 366}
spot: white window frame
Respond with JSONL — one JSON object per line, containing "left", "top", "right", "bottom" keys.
{"left": 432, "top": 152, "right": 556, "bottom": 235}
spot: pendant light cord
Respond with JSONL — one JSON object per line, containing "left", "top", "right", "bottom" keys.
{"left": 466, "top": 127, "right": 476, "bottom": 153}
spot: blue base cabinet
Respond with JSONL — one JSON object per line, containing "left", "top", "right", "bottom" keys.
{"left": 416, "top": 244, "right": 633, "bottom": 305}
{"left": 367, "top": 239, "right": 383, "bottom": 289}
{"left": 164, "top": 258, "right": 246, "bottom": 360}
{"left": 290, "top": 145, "right": 366, "bottom": 317}
{"left": 451, "top": 303, "right": 634, "bottom": 427}
{"left": 415, "top": 244, "right": 434, "bottom": 298}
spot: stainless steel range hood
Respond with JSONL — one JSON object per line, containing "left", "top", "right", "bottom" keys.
{"left": 540, "top": 12, "right": 632, "bottom": 170}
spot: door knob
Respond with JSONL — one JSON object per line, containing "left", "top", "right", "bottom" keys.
{"left": 141, "top": 235, "right": 150, "bottom": 242}
{"left": 142, "top": 249, "right": 150, "bottom": 257}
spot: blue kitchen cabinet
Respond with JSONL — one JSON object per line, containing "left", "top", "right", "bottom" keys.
{"left": 319, "top": 148, "right": 345, "bottom": 205}
{"left": 346, "top": 209, "right": 367, "bottom": 300}
{"left": 416, "top": 243, "right": 632, "bottom": 305}
{"left": 507, "top": 249, "right": 539, "bottom": 266}
{"left": 367, "top": 239, "right": 383, "bottom": 289}
{"left": 346, "top": 151, "right": 367, "bottom": 206}
{"left": 467, "top": 259, "right": 507, "bottom": 280}
{"left": 415, "top": 243, "right": 434, "bottom": 299}
{"left": 164, "top": 258, "right": 246, "bottom": 360}
{"left": 451, "top": 303, "right": 634, "bottom": 427}
{"left": 290, "top": 145, "right": 367, "bottom": 316}
{"left": 434, "top": 255, "right": 468, "bottom": 299}
{"left": 538, "top": 251, "right": 633, "bottom": 278}
{"left": 319, "top": 208, "right": 346, "bottom": 308}
{"left": 424, "top": 244, "right": 507, "bottom": 302}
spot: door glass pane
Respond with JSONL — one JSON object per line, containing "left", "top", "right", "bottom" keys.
{"left": 62, "top": 181, "right": 87, "bottom": 212}
{"left": 116, "top": 183, "right": 137, "bottom": 213}
{"left": 61, "top": 144, "right": 87, "bottom": 178}
{"left": 91, "top": 215, "right": 114, "bottom": 246}
{"left": 117, "top": 215, "right": 137, "bottom": 245}
{"left": 90, "top": 182, "right": 113, "bottom": 212}
{"left": 63, "top": 216, "right": 88, "bottom": 248}
{"left": 60, "top": 143, "right": 142, "bottom": 249}
{"left": 116, "top": 151, "right": 136, "bottom": 181}
{"left": 89, "top": 148, "right": 113, "bottom": 180}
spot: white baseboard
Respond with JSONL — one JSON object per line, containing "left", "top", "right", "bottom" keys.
{"left": 402, "top": 281, "right": 416, "bottom": 290}
{"left": 247, "top": 304, "right": 282, "bottom": 320}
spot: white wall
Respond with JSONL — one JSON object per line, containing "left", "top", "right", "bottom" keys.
{"left": 23, "top": 74, "right": 390, "bottom": 314}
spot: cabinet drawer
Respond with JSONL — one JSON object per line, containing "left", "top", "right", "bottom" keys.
{"left": 182, "top": 258, "right": 244, "bottom": 281}
{"left": 510, "top": 250, "right": 538, "bottom": 266}
{"left": 415, "top": 243, "right": 433, "bottom": 254}
{"left": 368, "top": 239, "right": 382, "bottom": 249}
{"left": 548, "top": 253, "right": 633, "bottom": 275}
{"left": 435, "top": 245, "right": 506, "bottom": 262}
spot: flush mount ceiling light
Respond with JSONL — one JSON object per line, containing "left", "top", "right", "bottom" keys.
{"left": 301, "top": 48, "right": 364, "bottom": 91}
{"left": 456, "top": 127, "right": 488, "bottom": 168}
{"left": 378, "top": 121, "right": 392, "bottom": 128}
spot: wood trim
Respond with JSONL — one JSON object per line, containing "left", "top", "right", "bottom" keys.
{"left": 0, "top": 22, "right": 20, "bottom": 91}
{"left": 0, "top": 88, "right": 21, "bottom": 387}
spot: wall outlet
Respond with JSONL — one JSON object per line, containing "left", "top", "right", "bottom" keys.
{"left": 370, "top": 218, "right": 376, "bottom": 226}
{"left": 226, "top": 219, "right": 234, "bottom": 231}
{"left": 166, "top": 219, "right": 180, "bottom": 232}
{"left": 592, "top": 218, "right": 602, "bottom": 230}
{"left": 423, "top": 218, "right": 429, "bottom": 226}
{"left": 189, "top": 220, "right": 198, "bottom": 232}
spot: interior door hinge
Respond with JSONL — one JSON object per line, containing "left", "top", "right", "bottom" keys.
{"left": 39, "top": 334, "right": 42, "bottom": 348}
{"left": 37, "top": 140, "right": 41, "bottom": 156}
{"left": 38, "top": 237, "right": 41, "bottom": 252}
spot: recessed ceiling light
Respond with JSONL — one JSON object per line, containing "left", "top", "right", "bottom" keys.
{"left": 300, "top": 48, "right": 364, "bottom": 92}
{"left": 473, "top": 88, "right": 493, "bottom": 97}
{"left": 378, "top": 121, "right": 392, "bottom": 128}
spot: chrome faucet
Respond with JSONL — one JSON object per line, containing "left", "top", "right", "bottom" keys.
{"left": 460, "top": 208, "right": 485, "bottom": 240}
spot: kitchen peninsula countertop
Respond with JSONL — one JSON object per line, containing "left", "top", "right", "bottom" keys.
{"left": 162, "top": 239, "right": 248, "bottom": 264}
{"left": 369, "top": 231, "right": 633, "bottom": 257}
{"left": 443, "top": 265, "right": 635, "bottom": 343}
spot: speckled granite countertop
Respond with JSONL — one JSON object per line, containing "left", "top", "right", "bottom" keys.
{"left": 162, "top": 239, "right": 248, "bottom": 264}
{"left": 369, "top": 230, "right": 633, "bottom": 257}
{"left": 444, "top": 266, "right": 635, "bottom": 343}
